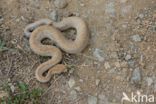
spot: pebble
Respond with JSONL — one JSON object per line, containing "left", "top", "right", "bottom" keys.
{"left": 93, "top": 48, "right": 105, "bottom": 62}
{"left": 104, "top": 62, "right": 111, "bottom": 69}
{"left": 88, "top": 95, "right": 98, "bottom": 104}
{"left": 120, "top": 0, "right": 128, "bottom": 3}
{"left": 0, "top": 91, "right": 8, "bottom": 99}
{"left": 138, "top": 13, "right": 144, "bottom": 19}
{"left": 146, "top": 77, "right": 153, "bottom": 86}
{"left": 80, "top": 3, "right": 85, "bottom": 7}
{"left": 98, "top": 94, "right": 109, "bottom": 104}
{"left": 54, "top": 0, "right": 68, "bottom": 9}
{"left": 74, "top": 86, "right": 81, "bottom": 91}
{"left": 127, "top": 60, "right": 135, "bottom": 68}
{"left": 131, "top": 68, "right": 141, "bottom": 84}
{"left": 105, "top": 2, "right": 116, "bottom": 17}
{"left": 8, "top": 83, "right": 15, "bottom": 93}
{"left": 69, "top": 90, "right": 77, "bottom": 100}
{"left": 95, "top": 79, "right": 100, "bottom": 86}
{"left": 49, "top": 10, "right": 59, "bottom": 22}
{"left": 130, "top": 34, "right": 142, "bottom": 42}
{"left": 125, "top": 54, "right": 131, "bottom": 60}
{"left": 68, "top": 77, "right": 75, "bottom": 88}
{"left": 114, "top": 62, "right": 120, "bottom": 68}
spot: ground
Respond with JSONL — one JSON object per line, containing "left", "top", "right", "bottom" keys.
{"left": 0, "top": 0, "right": 156, "bottom": 104}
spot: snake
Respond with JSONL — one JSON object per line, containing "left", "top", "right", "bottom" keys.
{"left": 24, "top": 17, "right": 89, "bottom": 83}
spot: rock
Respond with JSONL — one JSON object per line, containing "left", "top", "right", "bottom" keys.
{"left": 104, "top": 62, "right": 111, "bottom": 69}
{"left": 80, "top": 3, "right": 85, "bottom": 7}
{"left": 130, "top": 68, "right": 141, "bottom": 85}
{"left": 95, "top": 79, "right": 100, "bottom": 86}
{"left": 49, "top": 10, "right": 59, "bottom": 22}
{"left": 8, "top": 83, "right": 15, "bottom": 93}
{"left": 120, "top": 61, "right": 128, "bottom": 67}
{"left": 125, "top": 54, "right": 131, "bottom": 61}
{"left": 79, "top": 79, "right": 84, "bottom": 83}
{"left": 68, "top": 77, "right": 75, "bottom": 88}
{"left": 93, "top": 48, "right": 105, "bottom": 62}
{"left": 69, "top": 90, "right": 77, "bottom": 100}
{"left": 74, "top": 86, "right": 81, "bottom": 91}
{"left": 130, "top": 34, "right": 142, "bottom": 42}
{"left": 114, "top": 62, "right": 120, "bottom": 68}
{"left": 146, "top": 77, "right": 153, "bottom": 86}
{"left": 54, "top": 0, "right": 68, "bottom": 9}
{"left": 120, "top": 0, "right": 128, "bottom": 3}
{"left": 88, "top": 95, "right": 98, "bottom": 104}
{"left": 138, "top": 13, "right": 144, "bottom": 19}
{"left": 105, "top": 1, "right": 115, "bottom": 17}
{"left": 121, "top": 5, "right": 132, "bottom": 16}
{"left": 0, "top": 91, "right": 8, "bottom": 99}
{"left": 127, "top": 60, "right": 135, "bottom": 68}
{"left": 98, "top": 94, "right": 109, "bottom": 104}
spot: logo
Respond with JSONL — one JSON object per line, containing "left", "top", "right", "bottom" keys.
{"left": 121, "top": 91, "right": 155, "bottom": 103}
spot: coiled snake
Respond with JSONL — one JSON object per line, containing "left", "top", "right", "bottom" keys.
{"left": 24, "top": 17, "right": 89, "bottom": 83}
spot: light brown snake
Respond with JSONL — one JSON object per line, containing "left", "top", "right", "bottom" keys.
{"left": 24, "top": 17, "right": 89, "bottom": 83}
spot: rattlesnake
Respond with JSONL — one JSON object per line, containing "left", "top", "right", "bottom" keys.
{"left": 24, "top": 17, "right": 89, "bottom": 83}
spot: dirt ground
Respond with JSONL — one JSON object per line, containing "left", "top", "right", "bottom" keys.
{"left": 0, "top": 0, "right": 156, "bottom": 104}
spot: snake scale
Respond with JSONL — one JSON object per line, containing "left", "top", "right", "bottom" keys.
{"left": 24, "top": 17, "right": 89, "bottom": 83}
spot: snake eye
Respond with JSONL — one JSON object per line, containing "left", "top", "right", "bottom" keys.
{"left": 28, "top": 28, "right": 34, "bottom": 32}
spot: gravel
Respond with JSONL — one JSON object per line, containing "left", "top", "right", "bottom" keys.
{"left": 104, "top": 62, "right": 111, "bottom": 69}
{"left": 93, "top": 48, "right": 105, "bottom": 62}
{"left": 130, "top": 34, "right": 142, "bottom": 42}
{"left": 130, "top": 68, "right": 142, "bottom": 85}
{"left": 68, "top": 77, "right": 76, "bottom": 88}
{"left": 54, "top": 0, "right": 68, "bottom": 9}
{"left": 95, "top": 79, "right": 100, "bottom": 86}
{"left": 125, "top": 54, "right": 132, "bottom": 61}
{"left": 69, "top": 90, "right": 77, "bottom": 100}
{"left": 88, "top": 95, "right": 98, "bottom": 104}
{"left": 146, "top": 77, "right": 153, "bottom": 86}
{"left": 105, "top": 1, "right": 116, "bottom": 17}
{"left": 49, "top": 10, "right": 59, "bottom": 22}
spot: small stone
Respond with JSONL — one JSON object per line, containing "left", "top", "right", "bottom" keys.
{"left": 139, "top": 13, "right": 144, "bottom": 19}
{"left": 127, "top": 60, "right": 135, "bottom": 68}
{"left": 8, "top": 83, "right": 15, "bottom": 93}
{"left": 74, "top": 86, "right": 81, "bottom": 91}
{"left": 131, "top": 68, "right": 141, "bottom": 84}
{"left": 68, "top": 77, "right": 75, "bottom": 88}
{"left": 104, "top": 62, "right": 111, "bottom": 69}
{"left": 0, "top": 91, "right": 8, "bottom": 99}
{"left": 88, "top": 95, "right": 97, "bottom": 104}
{"left": 93, "top": 48, "right": 105, "bottom": 62}
{"left": 54, "top": 0, "right": 68, "bottom": 9}
{"left": 49, "top": 10, "right": 58, "bottom": 21}
{"left": 98, "top": 94, "right": 109, "bottom": 104}
{"left": 120, "top": 61, "right": 128, "bottom": 67}
{"left": 79, "top": 79, "right": 84, "bottom": 83}
{"left": 105, "top": 2, "right": 116, "bottom": 17}
{"left": 131, "top": 34, "right": 142, "bottom": 42}
{"left": 120, "top": 0, "right": 128, "bottom": 3}
{"left": 95, "top": 79, "right": 100, "bottom": 86}
{"left": 114, "top": 62, "right": 120, "bottom": 68}
{"left": 146, "top": 77, "right": 153, "bottom": 86}
{"left": 80, "top": 3, "right": 85, "bottom": 7}
{"left": 69, "top": 90, "right": 77, "bottom": 100}
{"left": 125, "top": 54, "right": 131, "bottom": 60}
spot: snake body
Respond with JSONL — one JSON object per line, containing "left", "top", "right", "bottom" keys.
{"left": 24, "top": 17, "right": 89, "bottom": 83}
